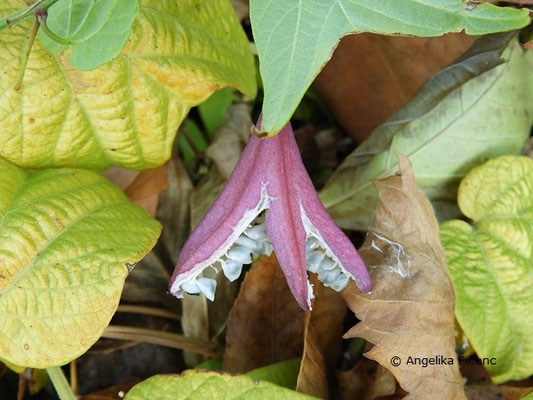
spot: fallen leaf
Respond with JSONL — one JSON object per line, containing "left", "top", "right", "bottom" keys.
{"left": 224, "top": 255, "right": 304, "bottom": 373}
{"left": 465, "top": 383, "right": 533, "bottom": 400}
{"left": 156, "top": 152, "right": 193, "bottom": 261}
{"left": 205, "top": 103, "right": 252, "bottom": 179}
{"left": 314, "top": 33, "right": 474, "bottom": 141}
{"left": 320, "top": 33, "right": 533, "bottom": 231}
{"left": 337, "top": 358, "right": 397, "bottom": 400}
{"left": 230, "top": 0, "right": 249, "bottom": 21}
{"left": 102, "top": 166, "right": 168, "bottom": 216}
{"left": 343, "top": 155, "right": 465, "bottom": 399}
{"left": 296, "top": 275, "right": 346, "bottom": 399}
{"left": 121, "top": 252, "right": 173, "bottom": 307}
{"left": 81, "top": 377, "right": 142, "bottom": 400}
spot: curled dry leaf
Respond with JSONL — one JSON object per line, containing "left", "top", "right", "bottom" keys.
{"left": 297, "top": 274, "right": 346, "bottom": 399}
{"left": 343, "top": 155, "right": 465, "bottom": 400}
{"left": 224, "top": 255, "right": 304, "bottom": 373}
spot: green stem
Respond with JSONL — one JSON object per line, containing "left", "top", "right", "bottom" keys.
{"left": 38, "top": 14, "right": 71, "bottom": 44}
{"left": 0, "top": 0, "right": 58, "bottom": 30}
{"left": 46, "top": 367, "right": 77, "bottom": 400}
{"left": 14, "top": 17, "right": 40, "bottom": 91}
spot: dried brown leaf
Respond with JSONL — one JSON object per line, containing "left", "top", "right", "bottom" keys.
{"left": 103, "top": 166, "right": 168, "bottom": 216}
{"left": 297, "top": 275, "right": 346, "bottom": 399}
{"left": 314, "top": 33, "right": 474, "bottom": 141}
{"left": 81, "top": 377, "right": 141, "bottom": 400}
{"left": 157, "top": 155, "right": 193, "bottom": 259}
{"left": 337, "top": 358, "right": 397, "bottom": 400}
{"left": 224, "top": 254, "right": 304, "bottom": 373}
{"left": 343, "top": 155, "right": 465, "bottom": 399}
{"left": 205, "top": 103, "right": 252, "bottom": 179}
{"left": 230, "top": 0, "right": 249, "bottom": 21}
{"left": 465, "top": 383, "right": 533, "bottom": 400}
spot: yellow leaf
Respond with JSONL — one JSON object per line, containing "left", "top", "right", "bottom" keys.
{"left": 0, "top": 0, "right": 256, "bottom": 170}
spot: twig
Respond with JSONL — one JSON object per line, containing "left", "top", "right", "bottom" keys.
{"left": 116, "top": 304, "right": 181, "bottom": 320}
{"left": 102, "top": 325, "right": 220, "bottom": 357}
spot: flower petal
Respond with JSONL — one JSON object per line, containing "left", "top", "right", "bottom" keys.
{"left": 263, "top": 123, "right": 314, "bottom": 310}
{"left": 169, "top": 130, "right": 272, "bottom": 297}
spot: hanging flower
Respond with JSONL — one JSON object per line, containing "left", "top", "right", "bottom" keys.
{"left": 169, "top": 121, "right": 371, "bottom": 310}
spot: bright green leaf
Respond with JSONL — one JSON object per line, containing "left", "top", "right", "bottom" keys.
{"left": 43, "top": 0, "right": 139, "bottom": 70}
{"left": 319, "top": 34, "right": 533, "bottom": 231}
{"left": 0, "top": 0, "right": 256, "bottom": 170}
{"left": 440, "top": 155, "right": 533, "bottom": 383}
{"left": 246, "top": 359, "right": 301, "bottom": 389}
{"left": 125, "top": 370, "right": 318, "bottom": 399}
{"left": 250, "top": 0, "right": 531, "bottom": 135}
{"left": 0, "top": 157, "right": 161, "bottom": 368}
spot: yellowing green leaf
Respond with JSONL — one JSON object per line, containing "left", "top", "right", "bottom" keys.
{"left": 125, "top": 370, "right": 318, "bottom": 400}
{"left": 0, "top": 157, "right": 161, "bottom": 368}
{"left": 251, "top": 0, "right": 530, "bottom": 134}
{"left": 441, "top": 155, "right": 533, "bottom": 383}
{"left": 320, "top": 34, "right": 533, "bottom": 231}
{"left": 0, "top": 0, "right": 256, "bottom": 170}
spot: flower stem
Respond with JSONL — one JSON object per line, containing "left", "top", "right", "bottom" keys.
{"left": 14, "top": 17, "right": 40, "bottom": 91}
{"left": 46, "top": 367, "right": 77, "bottom": 400}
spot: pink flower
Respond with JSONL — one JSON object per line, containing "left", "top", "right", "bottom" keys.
{"left": 169, "top": 121, "right": 371, "bottom": 310}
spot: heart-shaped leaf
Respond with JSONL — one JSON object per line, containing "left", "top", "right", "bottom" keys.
{"left": 125, "top": 370, "right": 317, "bottom": 400}
{"left": 0, "top": 157, "right": 161, "bottom": 368}
{"left": 440, "top": 155, "right": 533, "bottom": 383}
{"left": 42, "top": 0, "right": 139, "bottom": 70}
{"left": 251, "top": 0, "right": 530, "bottom": 134}
{"left": 0, "top": 0, "right": 256, "bottom": 170}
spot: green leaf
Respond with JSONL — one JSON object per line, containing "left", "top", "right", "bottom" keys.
{"left": 440, "top": 155, "right": 533, "bottom": 383}
{"left": 246, "top": 359, "right": 301, "bottom": 389}
{"left": 250, "top": 0, "right": 531, "bottom": 135}
{"left": 0, "top": 157, "right": 161, "bottom": 368}
{"left": 319, "top": 33, "right": 533, "bottom": 231}
{"left": 125, "top": 370, "right": 318, "bottom": 399}
{"left": 42, "top": 0, "right": 139, "bottom": 70}
{"left": 198, "top": 87, "right": 238, "bottom": 137}
{"left": 0, "top": 0, "right": 256, "bottom": 170}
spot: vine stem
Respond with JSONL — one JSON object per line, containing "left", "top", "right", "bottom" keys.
{"left": 14, "top": 17, "right": 40, "bottom": 91}
{"left": 0, "top": 0, "right": 58, "bottom": 30}
{"left": 46, "top": 367, "right": 77, "bottom": 400}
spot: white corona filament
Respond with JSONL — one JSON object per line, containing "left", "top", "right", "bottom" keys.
{"left": 300, "top": 202, "right": 353, "bottom": 294}
{"left": 173, "top": 190, "right": 355, "bottom": 303}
